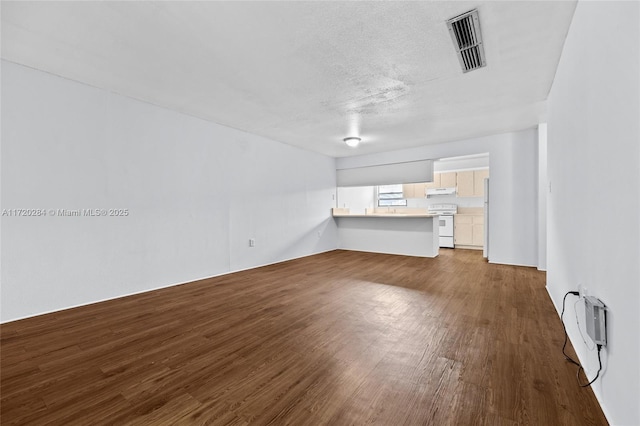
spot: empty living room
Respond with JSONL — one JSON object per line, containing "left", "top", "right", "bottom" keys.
{"left": 1, "top": 1, "right": 638, "bottom": 425}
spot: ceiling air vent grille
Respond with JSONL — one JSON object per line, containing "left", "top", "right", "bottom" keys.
{"left": 446, "top": 9, "right": 486, "bottom": 73}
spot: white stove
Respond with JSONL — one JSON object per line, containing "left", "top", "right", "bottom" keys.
{"left": 428, "top": 204, "right": 457, "bottom": 248}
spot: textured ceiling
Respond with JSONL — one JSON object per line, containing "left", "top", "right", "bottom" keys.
{"left": 1, "top": 1, "right": 576, "bottom": 157}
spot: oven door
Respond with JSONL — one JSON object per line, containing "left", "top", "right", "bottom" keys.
{"left": 438, "top": 214, "right": 454, "bottom": 248}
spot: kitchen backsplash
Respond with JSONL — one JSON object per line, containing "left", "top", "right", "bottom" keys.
{"left": 407, "top": 195, "right": 484, "bottom": 209}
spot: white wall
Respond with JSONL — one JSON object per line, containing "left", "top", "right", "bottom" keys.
{"left": 337, "top": 128, "right": 539, "bottom": 267}
{"left": 407, "top": 192, "right": 484, "bottom": 210}
{"left": 433, "top": 155, "right": 489, "bottom": 172}
{"left": 336, "top": 186, "right": 375, "bottom": 214}
{"left": 0, "top": 60, "right": 338, "bottom": 322}
{"left": 546, "top": 1, "right": 639, "bottom": 424}
{"left": 538, "top": 123, "right": 548, "bottom": 271}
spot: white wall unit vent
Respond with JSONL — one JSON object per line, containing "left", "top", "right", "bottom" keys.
{"left": 584, "top": 296, "right": 607, "bottom": 346}
{"left": 447, "top": 9, "right": 486, "bottom": 73}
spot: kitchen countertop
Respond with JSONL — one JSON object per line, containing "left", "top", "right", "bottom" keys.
{"left": 455, "top": 207, "right": 484, "bottom": 216}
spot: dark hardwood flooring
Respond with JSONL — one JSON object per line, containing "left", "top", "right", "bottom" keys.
{"left": 1, "top": 249, "right": 608, "bottom": 425}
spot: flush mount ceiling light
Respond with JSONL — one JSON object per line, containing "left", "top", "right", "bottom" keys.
{"left": 343, "top": 137, "right": 361, "bottom": 148}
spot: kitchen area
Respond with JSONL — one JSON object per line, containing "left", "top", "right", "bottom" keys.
{"left": 333, "top": 154, "right": 490, "bottom": 258}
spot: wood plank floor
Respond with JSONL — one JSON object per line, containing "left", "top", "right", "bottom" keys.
{"left": 1, "top": 249, "right": 608, "bottom": 425}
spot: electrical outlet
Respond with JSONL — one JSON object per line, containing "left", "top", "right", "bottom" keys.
{"left": 249, "top": 238, "right": 255, "bottom": 247}
{"left": 578, "top": 284, "right": 588, "bottom": 299}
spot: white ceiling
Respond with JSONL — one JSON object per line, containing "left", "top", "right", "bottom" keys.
{"left": 1, "top": 1, "right": 576, "bottom": 158}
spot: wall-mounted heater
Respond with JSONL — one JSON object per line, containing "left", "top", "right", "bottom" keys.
{"left": 446, "top": 9, "right": 487, "bottom": 73}
{"left": 584, "top": 296, "right": 607, "bottom": 346}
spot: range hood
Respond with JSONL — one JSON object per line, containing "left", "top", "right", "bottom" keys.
{"left": 427, "top": 187, "right": 456, "bottom": 196}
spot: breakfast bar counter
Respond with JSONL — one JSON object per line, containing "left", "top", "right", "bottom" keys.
{"left": 332, "top": 209, "right": 440, "bottom": 258}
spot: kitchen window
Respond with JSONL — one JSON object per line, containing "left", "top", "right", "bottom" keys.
{"left": 377, "top": 184, "right": 407, "bottom": 207}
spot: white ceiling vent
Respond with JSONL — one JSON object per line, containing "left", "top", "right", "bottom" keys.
{"left": 447, "top": 10, "right": 486, "bottom": 73}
